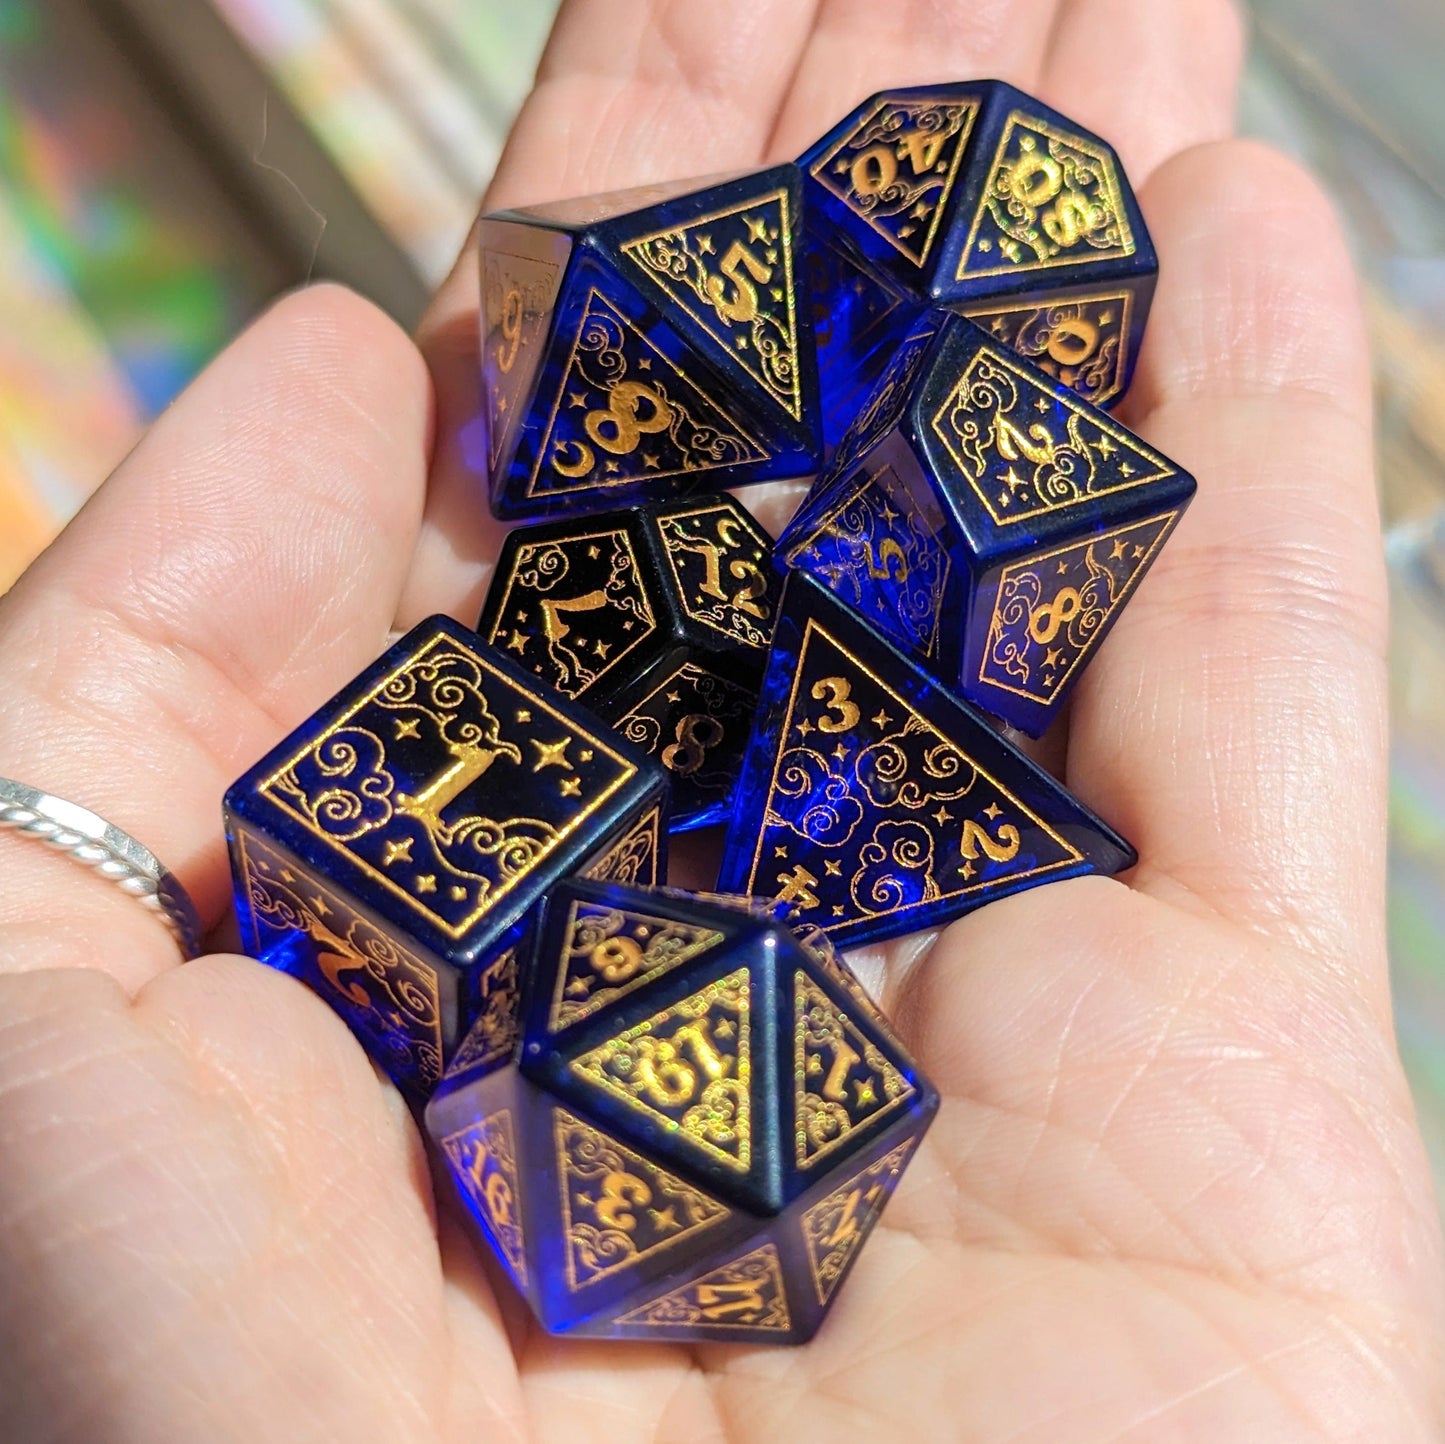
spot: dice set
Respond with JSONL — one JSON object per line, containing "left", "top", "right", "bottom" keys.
{"left": 224, "top": 82, "right": 1188, "bottom": 1345}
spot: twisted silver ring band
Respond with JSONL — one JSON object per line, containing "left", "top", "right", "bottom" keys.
{"left": 0, "top": 777, "right": 202, "bottom": 960}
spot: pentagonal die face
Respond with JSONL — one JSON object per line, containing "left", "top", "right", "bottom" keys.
{"left": 225, "top": 617, "right": 669, "bottom": 1099}
{"left": 480, "top": 496, "right": 782, "bottom": 831}
{"left": 800, "top": 81, "right": 1156, "bottom": 453}
{"left": 480, "top": 167, "right": 822, "bottom": 521}
{"left": 780, "top": 316, "right": 1195, "bottom": 737}
{"left": 425, "top": 880, "right": 937, "bottom": 1343}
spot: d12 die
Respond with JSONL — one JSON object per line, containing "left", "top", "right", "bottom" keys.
{"left": 801, "top": 81, "right": 1156, "bottom": 452}
{"left": 777, "top": 312, "right": 1195, "bottom": 737}
{"left": 716, "top": 572, "right": 1135, "bottom": 949}
{"left": 478, "top": 494, "right": 780, "bottom": 831}
{"left": 425, "top": 878, "right": 936, "bottom": 1343}
{"left": 224, "top": 615, "right": 669, "bottom": 1099}
{"left": 480, "top": 167, "right": 821, "bottom": 520}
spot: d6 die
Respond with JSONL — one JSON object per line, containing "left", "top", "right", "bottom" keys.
{"left": 777, "top": 313, "right": 1196, "bottom": 737}
{"left": 479, "top": 494, "right": 780, "bottom": 830}
{"left": 802, "top": 81, "right": 1156, "bottom": 452}
{"left": 425, "top": 878, "right": 936, "bottom": 1343}
{"left": 225, "top": 616, "right": 669, "bottom": 1099}
{"left": 717, "top": 572, "right": 1136, "bottom": 949}
{"left": 480, "top": 167, "right": 822, "bottom": 519}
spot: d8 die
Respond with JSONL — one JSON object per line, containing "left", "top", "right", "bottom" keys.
{"left": 801, "top": 81, "right": 1156, "bottom": 452}
{"left": 225, "top": 615, "right": 669, "bottom": 1099}
{"left": 425, "top": 878, "right": 936, "bottom": 1343}
{"left": 479, "top": 493, "right": 780, "bottom": 830}
{"left": 480, "top": 167, "right": 822, "bottom": 520}
{"left": 717, "top": 572, "right": 1136, "bottom": 949}
{"left": 777, "top": 312, "right": 1196, "bottom": 737}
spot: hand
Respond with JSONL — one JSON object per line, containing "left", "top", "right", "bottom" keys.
{"left": 1, "top": 3, "right": 1441, "bottom": 1439}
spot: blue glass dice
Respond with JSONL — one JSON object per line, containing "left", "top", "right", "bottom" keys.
{"left": 801, "top": 81, "right": 1157, "bottom": 453}
{"left": 224, "top": 616, "right": 669, "bottom": 1098}
{"left": 717, "top": 572, "right": 1136, "bottom": 948}
{"left": 425, "top": 878, "right": 936, "bottom": 1343}
{"left": 480, "top": 168, "right": 822, "bottom": 519}
{"left": 777, "top": 312, "right": 1195, "bottom": 737}
{"left": 478, "top": 494, "right": 780, "bottom": 831}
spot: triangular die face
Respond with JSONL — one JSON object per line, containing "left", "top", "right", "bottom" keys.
{"left": 738, "top": 618, "right": 1085, "bottom": 937}
{"left": 783, "top": 461, "right": 952, "bottom": 662}
{"left": 958, "top": 111, "right": 1136, "bottom": 281}
{"left": 977, "top": 510, "right": 1181, "bottom": 709}
{"left": 568, "top": 968, "right": 753, "bottom": 1173}
{"left": 548, "top": 897, "right": 727, "bottom": 1033}
{"left": 613, "top": 1241, "right": 792, "bottom": 1334}
{"left": 553, "top": 1108, "right": 731, "bottom": 1292}
{"left": 483, "top": 522, "right": 659, "bottom": 699}
{"left": 580, "top": 804, "right": 664, "bottom": 888}
{"left": 795, "top": 973, "right": 914, "bottom": 1170}
{"left": 482, "top": 248, "right": 562, "bottom": 473}
{"left": 931, "top": 343, "right": 1176, "bottom": 528}
{"left": 809, "top": 94, "right": 980, "bottom": 267}
{"left": 440, "top": 1109, "right": 528, "bottom": 1289}
{"left": 620, "top": 189, "right": 805, "bottom": 420}
{"left": 960, "top": 288, "right": 1135, "bottom": 409}
{"left": 800, "top": 1137, "right": 917, "bottom": 1304}
{"left": 529, "top": 287, "right": 768, "bottom": 503}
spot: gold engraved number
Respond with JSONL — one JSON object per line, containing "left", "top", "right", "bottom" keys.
{"left": 695, "top": 1281, "right": 765, "bottom": 1320}
{"left": 551, "top": 381, "right": 672, "bottom": 480}
{"left": 590, "top": 936, "right": 644, "bottom": 984}
{"left": 812, "top": 676, "right": 861, "bottom": 734}
{"left": 1027, "top": 586, "right": 1082, "bottom": 645}
{"left": 1047, "top": 316, "right": 1100, "bottom": 368}
{"left": 496, "top": 287, "right": 523, "bottom": 373}
{"left": 662, "top": 714, "right": 725, "bottom": 776}
{"left": 705, "top": 239, "right": 773, "bottom": 324}
{"left": 682, "top": 518, "right": 772, "bottom": 621}
{"left": 851, "top": 127, "right": 948, "bottom": 197}
{"left": 633, "top": 1019, "right": 730, "bottom": 1107}
{"left": 861, "top": 537, "right": 908, "bottom": 583}
{"left": 318, "top": 948, "right": 371, "bottom": 1007}
{"left": 540, "top": 588, "right": 609, "bottom": 643}
{"left": 826, "top": 1182, "right": 882, "bottom": 1248}
{"left": 820, "top": 1036, "right": 862, "bottom": 1102}
{"left": 466, "top": 1136, "right": 515, "bottom": 1227}
{"left": 1006, "top": 149, "right": 1098, "bottom": 250}
{"left": 594, "top": 1169, "right": 652, "bottom": 1231}
{"left": 398, "top": 741, "right": 508, "bottom": 832}
{"left": 961, "top": 816, "right": 1022, "bottom": 863}
{"left": 776, "top": 864, "right": 821, "bottom": 910}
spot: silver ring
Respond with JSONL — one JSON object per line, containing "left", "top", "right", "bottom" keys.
{"left": 0, "top": 777, "right": 203, "bottom": 960}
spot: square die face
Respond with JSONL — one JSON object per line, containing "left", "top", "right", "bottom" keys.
{"left": 230, "top": 618, "right": 649, "bottom": 964}
{"left": 231, "top": 825, "right": 455, "bottom": 1097}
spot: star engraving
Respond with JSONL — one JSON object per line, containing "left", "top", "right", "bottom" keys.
{"left": 415, "top": 875, "right": 437, "bottom": 894}
{"left": 383, "top": 838, "right": 414, "bottom": 867}
{"left": 531, "top": 736, "right": 573, "bottom": 772}
{"left": 393, "top": 717, "right": 421, "bottom": 740}
{"left": 560, "top": 776, "right": 583, "bottom": 798}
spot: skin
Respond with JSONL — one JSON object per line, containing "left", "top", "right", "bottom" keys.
{"left": 0, "top": 1, "right": 1441, "bottom": 1438}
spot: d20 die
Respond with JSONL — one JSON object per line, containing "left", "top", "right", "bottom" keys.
{"left": 425, "top": 878, "right": 936, "bottom": 1343}
{"left": 801, "top": 81, "right": 1156, "bottom": 451}
{"left": 716, "top": 572, "right": 1136, "bottom": 949}
{"left": 224, "top": 615, "right": 669, "bottom": 1099}
{"left": 777, "top": 312, "right": 1195, "bottom": 737}
{"left": 479, "top": 494, "right": 780, "bottom": 830}
{"left": 480, "top": 167, "right": 821, "bottom": 520}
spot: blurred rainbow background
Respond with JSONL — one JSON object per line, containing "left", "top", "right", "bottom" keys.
{"left": 0, "top": 0, "right": 1442, "bottom": 1207}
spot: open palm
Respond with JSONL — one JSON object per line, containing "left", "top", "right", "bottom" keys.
{"left": 1, "top": 2, "right": 1442, "bottom": 1439}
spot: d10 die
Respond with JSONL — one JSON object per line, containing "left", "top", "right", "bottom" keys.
{"left": 426, "top": 878, "right": 936, "bottom": 1343}
{"left": 225, "top": 615, "right": 669, "bottom": 1099}
{"left": 801, "top": 81, "right": 1156, "bottom": 452}
{"left": 480, "top": 167, "right": 822, "bottom": 520}
{"left": 777, "top": 312, "right": 1195, "bottom": 737}
{"left": 717, "top": 572, "right": 1136, "bottom": 949}
{"left": 479, "top": 494, "right": 780, "bottom": 830}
